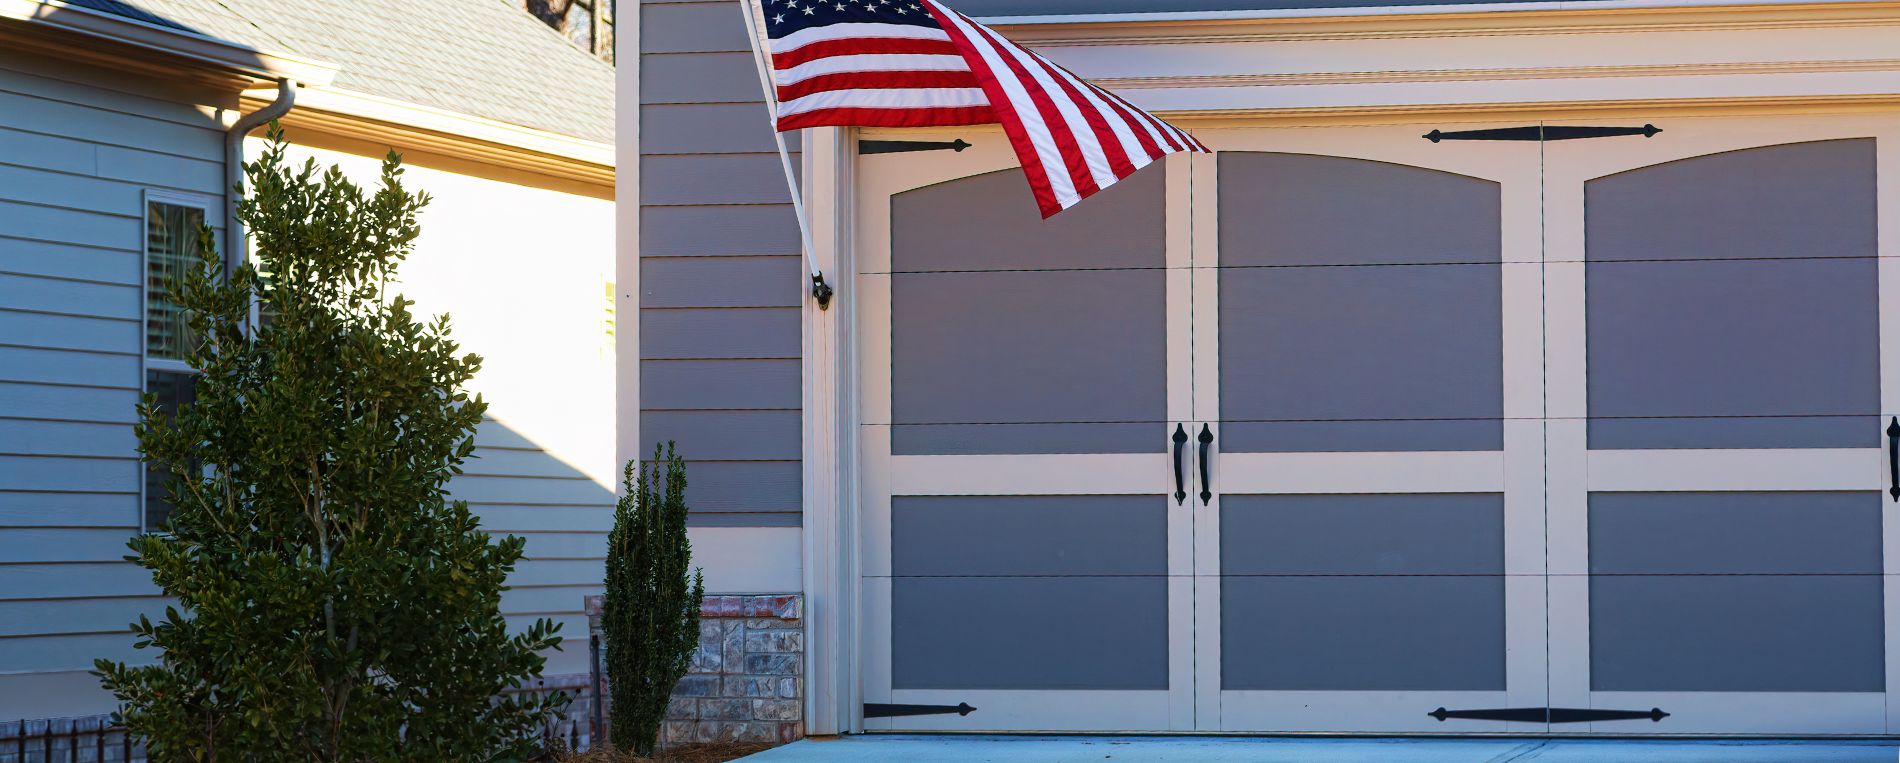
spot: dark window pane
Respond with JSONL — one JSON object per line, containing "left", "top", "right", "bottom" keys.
{"left": 143, "top": 369, "right": 197, "bottom": 532}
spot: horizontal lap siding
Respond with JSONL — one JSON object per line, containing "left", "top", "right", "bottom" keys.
{"left": 0, "top": 62, "right": 227, "bottom": 685}
{"left": 643, "top": 0, "right": 803, "bottom": 526}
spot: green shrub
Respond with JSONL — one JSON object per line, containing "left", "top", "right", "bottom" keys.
{"left": 95, "top": 130, "right": 565, "bottom": 761}
{"left": 603, "top": 445, "right": 705, "bottom": 756}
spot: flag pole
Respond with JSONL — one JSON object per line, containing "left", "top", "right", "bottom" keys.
{"left": 736, "top": 0, "right": 833, "bottom": 308}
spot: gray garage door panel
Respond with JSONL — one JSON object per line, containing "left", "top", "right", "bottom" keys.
{"left": 1584, "top": 139, "right": 1880, "bottom": 451}
{"left": 890, "top": 167, "right": 1164, "bottom": 273}
{"left": 1219, "top": 264, "right": 1503, "bottom": 453}
{"left": 1590, "top": 575, "right": 1884, "bottom": 692}
{"left": 891, "top": 268, "right": 1166, "bottom": 455}
{"left": 1217, "top": 152, "right": 1504, "bottom": 454}
{"left": 892, "top": 576, "right": 1170, "bottom": 690}
{"left": 1589, "top": 492, "right": 1882, "bottom": 576}
{"left": 1218, "top": 153, "right": 1502, "bottom": 268}
{"left": 889, "top": 164, "right": 1167, "bottom": 456}
{"left": 1221, "top": 493, "right": 1503, "bottom": 575}
{"left": 1584, "top": 257, "right": 1879, "bottom": 450}
{"left": 1584, "top": 139, "right": 1876, "bottom": 263}
{"left": 1221, "top": 576, "right": 1506, "bottom": 691}
{"left": 893, "top": 495, "right": 1168, "bottom": 577}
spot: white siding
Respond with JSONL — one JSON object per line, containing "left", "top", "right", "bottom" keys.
{"left": 0, "top": 52, "right": 229, "bottom": 720}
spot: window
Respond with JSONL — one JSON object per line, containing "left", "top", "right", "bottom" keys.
{"left": 142, "top": 193, "right": 213, "bottom": 532}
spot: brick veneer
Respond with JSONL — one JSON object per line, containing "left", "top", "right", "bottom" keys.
{"left": 586, "top": 594, "right": 805, "bottom": 747}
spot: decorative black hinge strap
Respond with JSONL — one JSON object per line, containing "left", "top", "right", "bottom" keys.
{"left": 1423, "top": 124, "right": 1661, "bottom": 142}
{"left": 863, "top": 702, "right": 977, "bottom": 718}
{"left": 1430, "top": 706, "right": 1668, "bottom": 723}
{"left": 859, "top": 139, "right": 972, "bottom": 154}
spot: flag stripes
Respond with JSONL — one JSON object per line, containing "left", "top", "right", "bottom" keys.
{"left": 761, "top": 0, "right": 1207, "bottom": 217}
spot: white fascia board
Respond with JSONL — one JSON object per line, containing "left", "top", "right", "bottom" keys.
{"left": 257, "top": 86, "right": 615, "bottom": 167}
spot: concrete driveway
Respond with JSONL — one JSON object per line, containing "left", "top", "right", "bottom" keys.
{"left": 743, "top": 735, "right": 1900, "bottom": 762}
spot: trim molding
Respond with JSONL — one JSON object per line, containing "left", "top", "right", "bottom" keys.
{"left": 801, "top": 126, "right": 860, "bottom": 736}
{"left": 249, "top": 87, "right": 614, "bottom": 191}
{"left": 1099, "top": 58, "right": 1900, "bottom": 90}
{"left": 0, "top": 0, "right": 336, "bottom": 85}
{"left": 993, "top": 0, "right": 1900, "bottom": 45}
{"left": 1158, "top": 93, "right": 1900, "bottom": 125}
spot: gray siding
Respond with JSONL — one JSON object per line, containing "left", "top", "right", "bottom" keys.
{"left": 0, "top": 54, "right": 227, "bottom": 688}
{"left": 641, "top": 0, "right": 803, "bottom": 526}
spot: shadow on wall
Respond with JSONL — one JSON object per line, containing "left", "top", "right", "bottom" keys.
{"left": 0, "top": 413, "right": 615, "bottom": 719}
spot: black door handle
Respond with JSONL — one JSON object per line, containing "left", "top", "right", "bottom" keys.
{"left": 1887, "top": 417, "right": 1899, "bottom": 502}
{"left": 1197, "top": 424, "right": 1214, "bottom": 506}
{"left": 1171, "top": 424, "right": 1188, "bottom": 505}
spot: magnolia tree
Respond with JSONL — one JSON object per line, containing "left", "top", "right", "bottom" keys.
{"left": 96, "top": 130, "right": 565, "bottom": 761}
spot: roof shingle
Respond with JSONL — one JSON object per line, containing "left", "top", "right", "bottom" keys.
{"left": 62, "top": 0, "right": 614, "bottom": 143}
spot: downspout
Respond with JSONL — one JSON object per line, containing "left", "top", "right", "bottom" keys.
{"left": 225, "top": 78, "right": 296, "bottom": 272}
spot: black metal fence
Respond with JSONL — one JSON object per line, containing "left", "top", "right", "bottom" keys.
{"left": 1, "top": 676, "right": 597, "bottom": 763}
{"left": 0, "top": 716, "right": 140, "bottom": 763}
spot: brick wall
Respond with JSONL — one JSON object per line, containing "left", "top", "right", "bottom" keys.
{"left": 586, "top": 594, "right": 805, "bottom": 748}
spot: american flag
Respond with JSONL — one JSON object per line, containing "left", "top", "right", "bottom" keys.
{"left": 763, "top": 0, "right": 1210, "bottom": 218}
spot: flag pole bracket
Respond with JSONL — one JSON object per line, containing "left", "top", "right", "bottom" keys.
{"left": 812, "top": 272, "right": 834, "bottom": 309}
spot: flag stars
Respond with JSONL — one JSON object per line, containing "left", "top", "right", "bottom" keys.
{"left": 772, "top": 12, "right": 784, "bottom": 22}
{"left": 803, "top": 5, "right": 816, "bottom": 13}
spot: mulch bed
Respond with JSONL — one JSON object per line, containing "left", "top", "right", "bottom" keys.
{"left": 558, "top": 742, "right": 781, "bottom": 763}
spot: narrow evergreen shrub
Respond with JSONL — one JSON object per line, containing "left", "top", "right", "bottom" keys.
{"left": 603, "top": 444, "right": 705, "bottom": 755}
{"left": 94, "top": 130, "right": 566, "bottom": 761}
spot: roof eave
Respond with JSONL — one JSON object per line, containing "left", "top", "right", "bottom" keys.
{"left": 0, "top": 0, "right": 338, "bottom": 86}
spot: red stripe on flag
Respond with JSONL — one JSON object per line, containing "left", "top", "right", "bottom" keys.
{"left": 1104, "top": 86, "right": 1185, "bottom": 153}
{"left": 1094, "top": 89, "right": 1165, "bottom": 163}
{"left": 1029, "top": 53, "right": 1137, "bottom": 179}
{"left": 966, "top": 20, "right": 1101, "bottom": 208}
{"left": 776, "top": 69, "right": 982, "bottom": 102}
{"left": 923, "top": 1, "right": 1065, "bottom": 218}
{"left": 775, "top": 105, "right": 997, "bottom": 131}
{"left": 772, "top": 37, "right": 963, "bottom": 69}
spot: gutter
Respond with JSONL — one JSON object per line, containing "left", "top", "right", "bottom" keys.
{"left": 226, "top": 78, "right": 296, "bottom": 272}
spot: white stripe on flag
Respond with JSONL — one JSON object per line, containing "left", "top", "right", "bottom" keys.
{"left": 769, "top": 22, "right": 952, "bottom": 54}
{"left": 930, "top": 3, "right": 1080, "bottom": 209}
{"left": 1101, "top": 85, "right": 1186, "bottom": 153}
{"left": 777, "top": 87, "right": 989, "bottom": 117}
{"left": 774, "top": 53, "right": 971, "bottom": 86}
{"left": 980, "top": 29, "right": 1120, "bottom": 191}
{"left": 1035, "top": 53, "right": 1157, "bottom": 167}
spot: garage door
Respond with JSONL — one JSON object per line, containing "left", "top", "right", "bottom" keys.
{"left": 856, "top": 113, "right": 1899, "bottom": 735}
{"left": 858, "top": 137, "right": 1194, "bottom": 731}
{"left": 1541, "top": 116, "right": 1899, "bottom": 734}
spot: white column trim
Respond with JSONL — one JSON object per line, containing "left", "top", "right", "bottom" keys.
{"left": 802, "top": 126, "right": 861, "bottom": 736}
{"left": 613, "top": 0, "right": 640, "bottom": 489}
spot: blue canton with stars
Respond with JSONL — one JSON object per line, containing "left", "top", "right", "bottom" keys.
{"left": 764, "top": 0, "right": 939, "bottom": 39}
